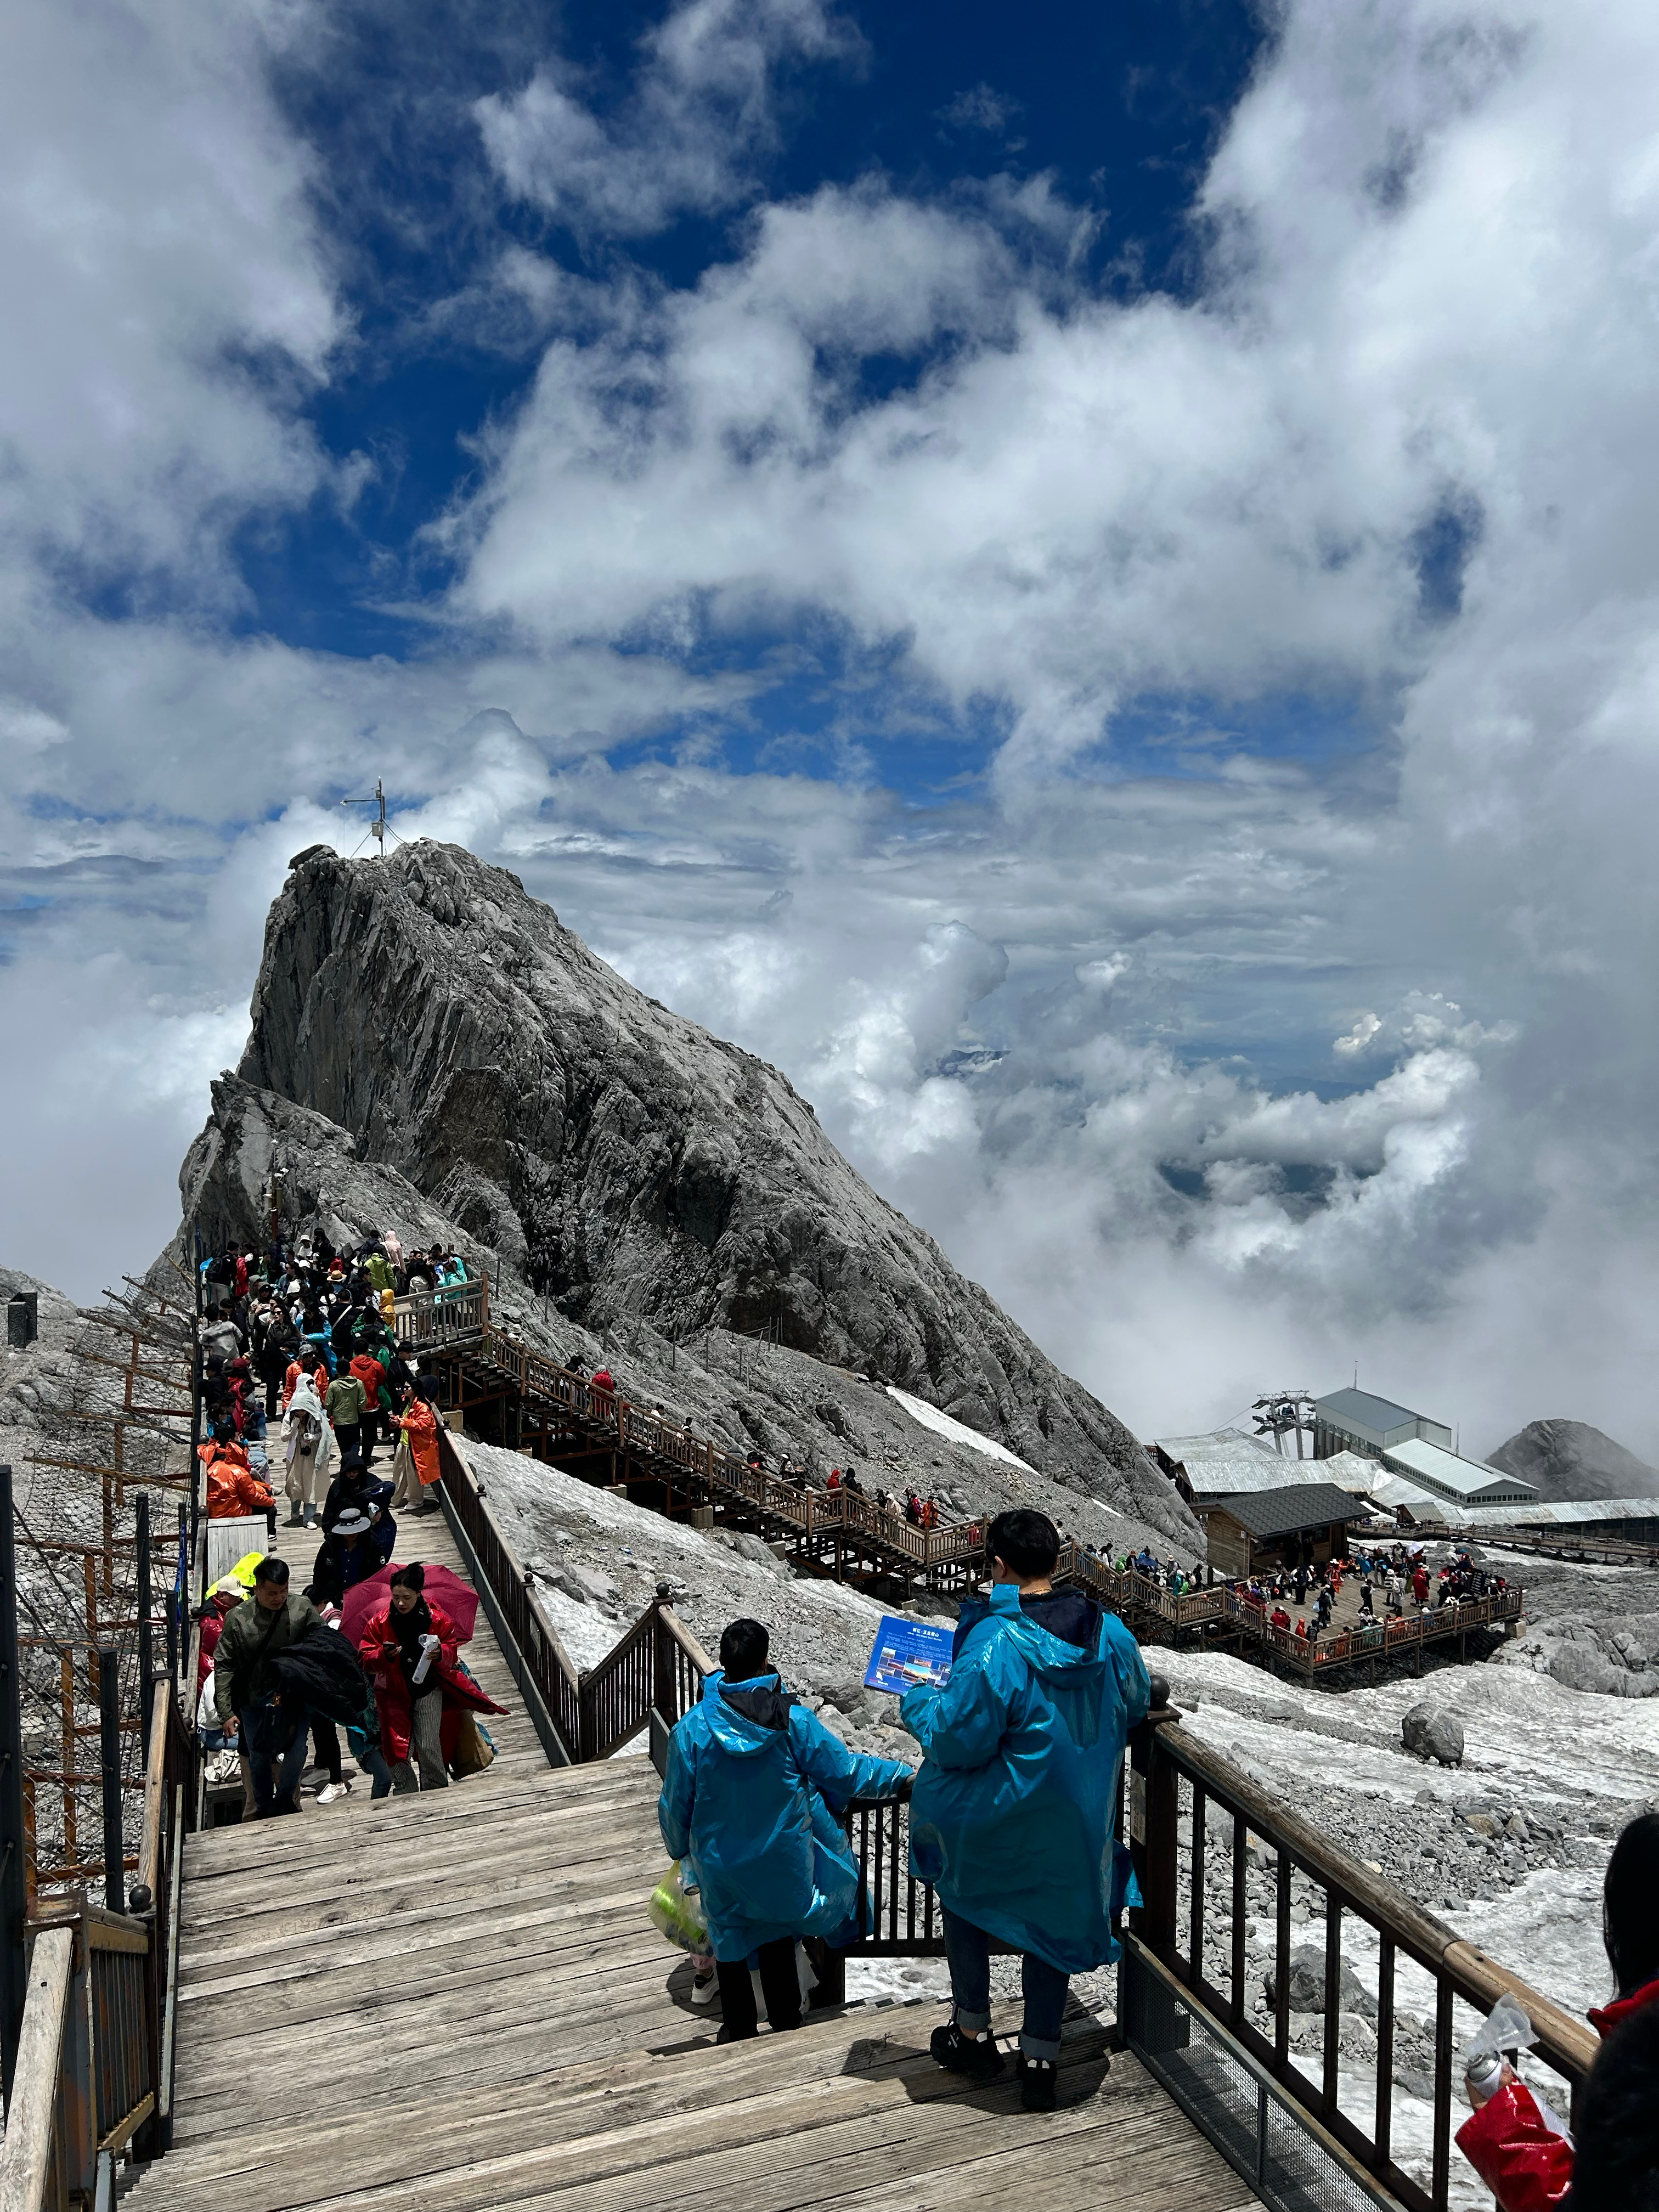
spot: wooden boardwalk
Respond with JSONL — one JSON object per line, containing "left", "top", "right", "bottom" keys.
{"left": 137, "top": 1492, "right": 1259, "bottom": 2211}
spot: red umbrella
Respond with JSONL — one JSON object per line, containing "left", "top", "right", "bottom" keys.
{"left": 340, "top": 1562, "right": 482, "bottom": 1649}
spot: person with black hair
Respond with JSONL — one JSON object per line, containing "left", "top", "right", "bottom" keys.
{"left": 658, "top": 1616, "right": 912, "bottom": 2042}
{"left": 1566, "top": 1999, "right": 1659, "bottom": 2210}
{"left": 211, "top": 1558, "right": 323, "bottom": 1816}
{"left": 1459, "top": 1809, "right": 1659, "bottom": 2207}
{"left": 356, "top": 1564, "right": 505, "bottom": 1792}
{"left": 901, "top": 1507, "right": 1150, "bottom": 2112}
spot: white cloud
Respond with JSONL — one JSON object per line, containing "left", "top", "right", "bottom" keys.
{"left": 7, "top": 0, "right": 1659, "bottom": 1485}
{"left": 0, "top": 0, "right": 339, "bottom": 602}
{"left": 476, "top": 0, "right": 862, "bottom": 239}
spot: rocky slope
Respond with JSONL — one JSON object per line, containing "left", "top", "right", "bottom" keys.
{"left": 180, "top": 1076, "right": 1195, "bottom": 1550}
{"left": 227, "top": 838, "right": 1189, "bottom": 1538}
{"left": 1487, "top": 1418, "right": 1659, "bottom": 1503}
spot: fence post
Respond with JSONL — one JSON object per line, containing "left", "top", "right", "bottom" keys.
{"left": 1127, "top": 1674, "right": 1177, "bottom": 1954}
{"left": 0, "top": 1464, "right": 27, "bottom": 2112}
{"left": 99, "top": 1646, "right": 123, "bottom": 1915}
{"left": 652, "top": 1584, "right": 674, "bottom": 1725}
{"left": 136, "top": 1493, "right": 154, "bottom": 1765}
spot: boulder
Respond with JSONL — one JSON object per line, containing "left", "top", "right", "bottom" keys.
{"left": 1264, "top": 1946, "right": 1378, "bottom": 2019}
{"left": 1402, "top": 1704, "right": 1464, "bottom": 1767}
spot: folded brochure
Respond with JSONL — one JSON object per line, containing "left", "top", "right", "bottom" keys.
{"left": 865, "top": 1615, "right": 953, "bottom": 1694}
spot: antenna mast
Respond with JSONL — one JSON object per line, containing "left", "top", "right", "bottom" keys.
{"left": 340, "top": 777, "right": 398, "bottom": 857}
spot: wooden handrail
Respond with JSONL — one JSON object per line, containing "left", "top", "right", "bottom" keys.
{"left": 659, "top": 1606, "right": 715, "bottom": 1677}
{"left": 0, "top": 1926, "right": 73, "bottom": 2212}
{"left": 136, "top": 1681, "right": 169, "bottom": 1908}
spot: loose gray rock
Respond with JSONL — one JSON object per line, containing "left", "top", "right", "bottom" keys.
{"left": 1264, "top": 1946, "right": 1378, "bottom": 2020}
{"left": 1402, "top": 1705, "right": 1464, "bottom": 1767}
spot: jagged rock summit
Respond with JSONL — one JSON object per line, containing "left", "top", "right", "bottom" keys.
{"left": 1487, "top": 1418, "right": 1659, "bottom": 1504}
{"left": 221, "top": 839, "right": 1183, "bottom": 1531}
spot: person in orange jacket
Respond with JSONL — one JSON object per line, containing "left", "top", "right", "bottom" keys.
{"left": 1458, "top": 1811, "right": 1659, "bottom": 2208}
{"left": 200, "top": 1433, "right": 276, "bottom": 1521}
{"left": 389, "top": 1387, "right": 443, "bottom": 1516}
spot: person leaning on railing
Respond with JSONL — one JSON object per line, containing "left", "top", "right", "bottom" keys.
{"left": 899, "top": 1508, "right": 1150, "bottom": 2113}
{"left": 1458, "top": 1811, "right": 1659, "bottom": 2209}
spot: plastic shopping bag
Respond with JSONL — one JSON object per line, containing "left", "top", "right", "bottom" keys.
{"left": 647, "top": 1860, "right": 709, "bottom": 1953}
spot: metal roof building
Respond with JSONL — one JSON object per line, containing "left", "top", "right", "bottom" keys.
{"left": 1375, "top": 1437, "right": 1538, "bottom": 1508}
{"left": 1153, "top": 1429, "right": 1347, "bottom": 1505}
{"left": 1312, "top": 1388, "right": 1453, "bottom": 1459}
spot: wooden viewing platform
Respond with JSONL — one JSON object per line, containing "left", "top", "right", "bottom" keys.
{"left": 128, "top": 1608, "right": 1256, "bottom": 2212}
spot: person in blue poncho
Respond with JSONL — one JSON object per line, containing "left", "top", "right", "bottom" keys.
{"left": 900, "top": 1508, "right": 1151, "bottom": 2112}
{"left": 659, "top": 1618, "right": 913, "bottom": 2042}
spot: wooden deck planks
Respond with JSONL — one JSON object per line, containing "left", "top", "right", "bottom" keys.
{"left": 141, "top": 1500, "right": 1257, "bottom": 2212}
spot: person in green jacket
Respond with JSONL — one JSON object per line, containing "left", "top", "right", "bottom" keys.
{"left": 324, "top": 1369, "right": 369, "bottom": 1463}
{"left": 213, "top": 1558, "right": 324, "bottom": 1817}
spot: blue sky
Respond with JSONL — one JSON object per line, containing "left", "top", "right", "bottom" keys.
{"left": 5, "top": 0, "right": 1659, "bottom": 1452}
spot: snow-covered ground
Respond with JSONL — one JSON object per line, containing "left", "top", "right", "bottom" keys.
{"left": 884, "top": 1386, "right": 1039, "bottom": 1474}
{"left": 456, "top": 1431, "right": 1658, "bottom": 2203}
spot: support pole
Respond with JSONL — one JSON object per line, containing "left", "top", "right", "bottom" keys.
{"left": 0, "top": 1465, "right": 29, "bottom": 2111}
{"left": 99, "top": 1645, "right": 123, "bottom": 1915}
{"left": 136, "top": 1493, "right": 154, "bottom": 1764}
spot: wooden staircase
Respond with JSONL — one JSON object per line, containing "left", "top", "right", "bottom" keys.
{"left": 131, "top": 1748, "right": 1254, "bottom": 2212}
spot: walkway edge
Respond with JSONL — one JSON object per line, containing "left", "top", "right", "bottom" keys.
{"left": 437, "top": 1468, "right": 572, "bottom": 1769}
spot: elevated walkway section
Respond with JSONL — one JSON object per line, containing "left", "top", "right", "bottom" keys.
{"left": 135, "top": 1758, "right": 1255, "bottom": 2212}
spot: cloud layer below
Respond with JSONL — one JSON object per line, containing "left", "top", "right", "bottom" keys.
{"left": 4, "top": 0, "right": 1658, "bottom": 1462}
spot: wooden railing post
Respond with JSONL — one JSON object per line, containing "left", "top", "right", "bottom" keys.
{"left": 0, "top": 1926, "right": 73, "bottom": 2211}
{"left": 0, "top": 1465, "right": 27, "bottom": 2113}
{"left": 1128, "top": 1674, "right": 1177, "bottom": 1954}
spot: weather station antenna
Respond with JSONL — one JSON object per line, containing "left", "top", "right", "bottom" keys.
{"left": 340, "top": 777, "right": 404, "bottom": 859}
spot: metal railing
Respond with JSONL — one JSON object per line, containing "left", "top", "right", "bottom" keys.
{"left": 1126, "top": 1693, "right": 1595, "bottom": 2212}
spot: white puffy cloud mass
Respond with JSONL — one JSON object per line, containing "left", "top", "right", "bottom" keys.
{"left": 4, "top": 0, "right": 1659, "bottom": 1461}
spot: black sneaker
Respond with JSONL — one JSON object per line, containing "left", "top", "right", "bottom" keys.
{"left": 1018, "top": 2055, "right": 1057, "bottom": 2111}
{"left": 929, "top": 2021, "right": 1006, "bottom": 2081}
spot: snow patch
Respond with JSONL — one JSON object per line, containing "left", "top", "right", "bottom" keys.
{"left": 884, "top": 1386, "right": 1037, "bottom": 1473}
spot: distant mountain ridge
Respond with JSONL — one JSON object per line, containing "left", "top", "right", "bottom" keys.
{"left": 1486, "top": 1418, "right": 1659, "bottom": 1504}
{"left": 218, "top": 838, "right": 1186, "bottom": 1531}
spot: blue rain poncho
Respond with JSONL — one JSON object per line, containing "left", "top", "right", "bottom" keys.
{"left": 900, "top": 1583, "right": 1151, "bottom": 1974}
{"left": 658, "top": 1671, "right": 912, "bottom": 1962}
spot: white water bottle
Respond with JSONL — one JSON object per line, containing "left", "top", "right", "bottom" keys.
{"left": 411, "top": 1632, "right": 439, "bottom": 1685}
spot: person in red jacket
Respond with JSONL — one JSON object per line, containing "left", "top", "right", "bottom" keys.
{"left": 357, "top": 1564, "right": 505, "bottom": 1793}
{"left": 1458, "top": 1812, "right": 1659, "bottom": 2209}
{"left": 1412, "top": 1563, "right": 1430, "bottom": 1607}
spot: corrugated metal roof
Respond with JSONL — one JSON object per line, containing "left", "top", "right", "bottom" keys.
{"left": 1383, "top": 1437, "right": 1537, "bottom": 1502}
{"left": 1155, "top": 1429, "right": 1279, "bottom": 1463}
{"left": 1198, "top": 1483, "right": 1369, "bottom": 1539}
{"left": 1348, "top": 1472, "right": 1472, "bottom": 1526}
{"left": 1318, "top": 1449, "right": 1382, "bottom": 1494}
{"left": 1459, "top": 1497, "right": 1659, "bottom": 1528}
{"left": 1181, "top": 1457, "right": 1343, "bottom": 1499}
{"left": 1314, "top": 1387, "right": 1424, "bottom": 1432}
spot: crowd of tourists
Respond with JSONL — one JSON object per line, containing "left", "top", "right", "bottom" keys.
{"left": 1229, "top": 1541, "right": 1512, "bottom": 1646}
{"left": 191, "top": 1232, "right": 504, "bottom": 1814}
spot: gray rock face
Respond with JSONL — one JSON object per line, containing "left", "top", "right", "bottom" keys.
{"left": 227, "top": 839, "right": 1188, "bottom": 1535}
{"left": 1487, "top": 1419, "right": 1659, "bottom": 1503}
{"left": 1402, "top": 1703, "right": 1465, "bottom": 1767}
{"left": 1264, "top": 1946, "right": 1378, "bottom": 2019}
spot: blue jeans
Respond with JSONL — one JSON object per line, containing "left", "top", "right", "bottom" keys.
{"left": 241, "top": 1695, "right": 310, "bottom": 1814}
{"left": 941, "top": 1904, "right": 1070, "bottom": 2061}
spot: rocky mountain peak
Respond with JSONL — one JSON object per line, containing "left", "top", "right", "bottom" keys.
{"left": 219, "top": 837, "right": 1188, "bottom": 1532}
